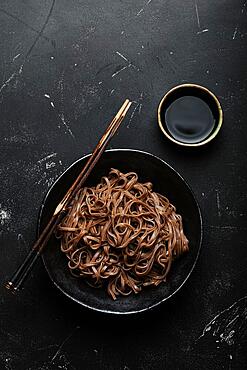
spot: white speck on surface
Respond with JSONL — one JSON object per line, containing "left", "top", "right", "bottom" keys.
{"left": 194, "top": 0, "right": 201, "bottom": 29}
{"left": 206, "top": 70, "right": 210, "bottom": 74}
{"left": 141, "top": 45, "right": 144, "bottom": 49}
{"left": 18, "top": 233, "right": 27, "bottom": 249}
{"left": 242, "top": 1, "right": 246, "bottom": 13}
{"left": 38, "top": 153, "right": 57, "bottom": 163}
{"left": 169, "top": 51, "right": 174, "bottom": 55}
{"left": 0, "top": 206, "right": 11, "bottom": 225}
{"left": 232, "top": 26, "right": 238, "bottom": 40}
{"left": 45, "top": 176, "right": 56, "bottom": 188}
{"left": 93, "top": 349, "right": 98, "bottom": 354}
{"left": 51, "top": 56, "right": 54, "bottom": 60}
{"left": 110, "top": 89, "right": 115, "bottom": 95}
{"left": 197, "top": 28, "right": 209, "bottom": 34}
{"left": 18, "top": 64, "right": 23, "bottom": 75}
{"left": 59, "top": 160, "right": 63, "bottom": 165}
{"left": 74, "top": 63, "right": 77, "bottom": 66}
{"left": 36, "top": 171, "right": 47, "bottom": 185}
{"left": 98, "top": 81, "right": 102, "bottom": 85}
{"left": 230, "top": 354, "right": 232, "bottom": 360}
{"left": 50, "top": 101, "right": 55, "bottom": 108}
{"left": 221, "top": 330, "right": 235, "bottom": 345}
{"left": 46, "top": 161, "right": 56, "bottom": 169}
{"left": 202, "top": 192, "right": 205, "bottom": 196}
{"left": 44, "top": 94, "right": 50, "bottom": 99}
{"left": 121, "top": 30, "right": 124, "bottom": 34}
{"left": 12, "top": 53, "right": 21, "bottom": 61}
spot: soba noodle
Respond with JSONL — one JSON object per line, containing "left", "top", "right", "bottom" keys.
{"left": 56, "top": 168, "right": 189, "bottom": 300}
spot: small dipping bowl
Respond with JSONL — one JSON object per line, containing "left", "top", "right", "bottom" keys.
{"left": 158, "top": 84, "right": 223, "bottom": 147}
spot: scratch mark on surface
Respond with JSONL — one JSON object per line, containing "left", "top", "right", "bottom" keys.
{"left": 0, "top": 8, "right": 51, "bottom": 44}
{"left": 25, "top": 0, "right": 56, "bottom": 59}
{"left": 156, "top": 55, "right": 164, "bottom": 69}
{"left": 197, "top": 28, "right": 209, "bottom": 34}
{"left": 116, "top": 51, "right": 128, "bottom": 62}
{"left": 216, "top": 190, "right": 221, "bottom": 217}
{"left": 0, "top": 73, "right": 16, "bottom": 94}
{"left": 127, "top": 103, "right": 139, "bottom": 128}
{"left": 36, "top": 344, "right": 58, "bottom": 351}
{"left": 207, "top": 225, "right": 247, "bottom": 231}
{"left": 96, "top": 62, "right": 114, "bottom": 76}
{"left": 196, "top": 295, "right": 247, "bottom": 345}
{"left": 136, "top": 0, "right": 152, "bottom": 16}
{"left": 110, "top": 89, "right": 115, "bottom": 96}
{"left": 38, "top": 153, "right": 57, "bottom": 163}
{"left": 115, "top": 51, "right": 140, "bottom": 71}
{"left": 232, "top": 26, "right": 238, "bottom": 40}
{"left": 12, "top": 53, "right": 21, "bottom": 62}
{"left": 50, "top": 326, "right": 80, "bottom": 363}
{"left": 136, "top": 8, "right": 144, "bottom": 16}
{"left": 226, "top": 315, "right": 239, "bottom": 328}
{"left": 138, "top": 103, "right": 143, "bottom": 114}
{"left": 59, "top": 113, "right": 75, "bottom": 139}
{"left": 44, "top": 94, "right": 51, "bottom": 99}
{"left": 0, "top": 1, "right": 55, "bottom": 96}
{"left": 194, "top": 0, "right": 201, "bottom": 29}
{"left": 50, "top": 101, "right": 55, "bottom": 108}
{"left": 111, "top": 65, "right": 128, "bottom": 78}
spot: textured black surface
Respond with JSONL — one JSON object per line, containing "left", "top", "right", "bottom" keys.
{"left": 0, "top": 0, "right": 246, "bottom": 369}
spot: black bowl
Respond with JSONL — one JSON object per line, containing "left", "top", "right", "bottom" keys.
{"left": 38, "top": 149, "right": 202, "bottom": 314}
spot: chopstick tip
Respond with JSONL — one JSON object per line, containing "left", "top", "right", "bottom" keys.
{"left": 5, "top": 281, "right": 18, "bottom": 294}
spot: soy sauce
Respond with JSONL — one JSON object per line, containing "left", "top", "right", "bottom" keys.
{"left": 160, "top": 86, "right": 219, "bottom": 144}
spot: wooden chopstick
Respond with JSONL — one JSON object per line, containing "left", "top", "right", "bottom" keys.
{"left": 5, "top": 99, "right": 132, "bottom": 292}
{"left": 54, "top": 99, "right": 131, "bottom": 216}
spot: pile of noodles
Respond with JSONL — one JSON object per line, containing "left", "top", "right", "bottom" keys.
{"left": 56, "top": 168, "right": 189, "bottom": 300}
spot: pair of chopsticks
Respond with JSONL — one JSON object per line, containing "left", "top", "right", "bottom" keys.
{"left": 6, "top": 99, "right": 132, "bottom": 292}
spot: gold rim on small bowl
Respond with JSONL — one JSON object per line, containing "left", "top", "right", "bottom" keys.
{"left": 157, "top": 83, "right": 223, "bottom": 147}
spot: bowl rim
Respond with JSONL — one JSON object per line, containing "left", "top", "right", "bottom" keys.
{"left": 157, "top": 83, "right": 223, "bottom": 147}
{"left": 38, "top": 148, "right": 203, "bottom": 315}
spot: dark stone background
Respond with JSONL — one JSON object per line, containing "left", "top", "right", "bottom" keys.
{"left": 0, "top": 0, "right": 246, "bottom": 369}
